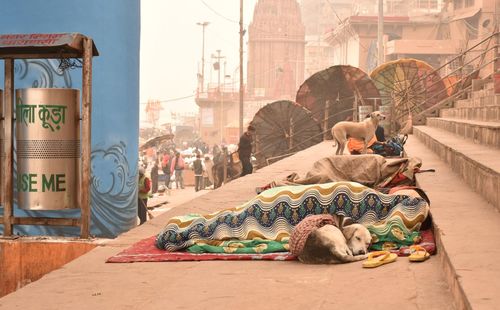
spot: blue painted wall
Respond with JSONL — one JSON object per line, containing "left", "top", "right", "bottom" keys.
{"left": 0, "top": 0, "right": 140, "bottom": 237}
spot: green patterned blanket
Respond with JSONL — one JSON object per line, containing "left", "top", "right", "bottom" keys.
{"left": 155, "top": 181, "right": 429, "bottom": 253}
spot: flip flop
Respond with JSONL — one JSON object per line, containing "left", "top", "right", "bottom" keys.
{"left": 409, "top": 245, "right": 430, "bottom": 262}
{"left": 362, "top": 251, "right": 398, "bottom": 268}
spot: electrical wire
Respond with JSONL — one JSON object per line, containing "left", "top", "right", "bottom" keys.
{"left": 140, "top": 93, "right": 196, "bottom": 105}
{"left": 199, "top": 0, "right": 303, "bottom": 36}
{"left": 200, "top": 0, "right": 240, "bottom": 24}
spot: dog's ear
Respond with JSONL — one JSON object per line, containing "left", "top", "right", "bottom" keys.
{"left": 342, "top": 225, "right": 357, "bottom": 241}
{"left": 343, "top": 217, "right": 354, "bottom": 226}
{"left": 337, "top": 214, "right": 345, "bottom": 230}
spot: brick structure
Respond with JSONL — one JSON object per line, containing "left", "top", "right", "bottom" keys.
{"left": 247, "top": 0, "right": 305, "bottom": 100}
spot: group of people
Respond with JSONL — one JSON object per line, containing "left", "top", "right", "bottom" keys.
{"left": 137, "top": 125, "right": 257, "bottom": 225}
{"left": 137, "top": 150, "right": 186, "bottom": 225}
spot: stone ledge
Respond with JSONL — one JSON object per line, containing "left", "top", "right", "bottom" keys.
{"left": 413, "top": 125, "right": 500, "bottom": 211}
{"left": 455, "top": 94, "right": 500, "bottom": 108}
{"left": 426, "top": 117, "right": 500, "bottom": 149}
{"left": 440, "top": 106, "right": 500, "bottom": 122}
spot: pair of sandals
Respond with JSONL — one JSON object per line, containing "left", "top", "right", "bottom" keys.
{"left": 362, "top": 245, "right": 430, "bottom": 268}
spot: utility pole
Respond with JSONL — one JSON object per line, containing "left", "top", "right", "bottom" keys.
{"left": 197, "top": 21, "right": 210, "bottom": 92}
{"left": 377, "top": 0, "right": 384, "bottom": 66}
{"left": 239, "top": 0, "right": 244, "bottom": 136}
{"left": 212, "top": 50, "right": 225, "bottom": 144}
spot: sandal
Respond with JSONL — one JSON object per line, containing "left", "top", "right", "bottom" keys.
{"left": 409, "top": 245, "right": 430, "bottom": 262}
{"left": 362, "top": 251, "right": 398, "bottom": 268}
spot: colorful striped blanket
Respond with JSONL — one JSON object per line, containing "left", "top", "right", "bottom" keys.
{"left": 155, "top": 181, "right": 429, "bottom": 252}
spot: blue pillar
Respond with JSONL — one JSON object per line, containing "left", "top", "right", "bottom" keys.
{"left": 0, "top": 0, "right": 140, "bottom": 237}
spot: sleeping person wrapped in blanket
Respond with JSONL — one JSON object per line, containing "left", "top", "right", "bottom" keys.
{"left": 155, "top": 181, "right": 429, "bottom": 254}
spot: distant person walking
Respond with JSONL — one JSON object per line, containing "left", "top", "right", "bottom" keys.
{"left": 137, "top": 167, "right": 151, "bottom": 225}
{"left": 203, "top": 155, "right": 214, "bottom": 188}
{"left": 161, "top": 151, "right": 173, "bottom": 189}
{"left": 170, "top": 151, "right": 185, "bottom": 189}
{"left": 192, "top": 153, "right": 204, "bottom": 192}
{"left": 151, "top": 159, "right": 159, "bottom": 193}
{"left": 238, "top": 125, "right": 256, "bottom": 177}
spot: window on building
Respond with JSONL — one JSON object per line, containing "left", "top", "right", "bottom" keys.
{"left": 414, "top": 0, "right": 439, "bottom": 10}
{"left": 465, "top": 0, "right": 474, "bottom": 7}
{"left": 454, "top": 0, "right": 463, "bottom": 9}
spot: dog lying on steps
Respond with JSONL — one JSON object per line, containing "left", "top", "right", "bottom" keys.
{"left": 290, "top": 214, "right": 372, "bottom": 264}
{"left": 331, "top": 111, "right": 386, "bottom": 155}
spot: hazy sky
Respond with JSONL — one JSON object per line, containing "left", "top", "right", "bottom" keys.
{"left": 140, "top": 0, "right": 258, "bottom": 122}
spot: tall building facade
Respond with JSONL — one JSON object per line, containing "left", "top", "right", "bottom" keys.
{"left": 247, "top": 0, "right": 306, "bottom": 100}
{"left": 301, "top": 0, "right": 352, "bottom": 79}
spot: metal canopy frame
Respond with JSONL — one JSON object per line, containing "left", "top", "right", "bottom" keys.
{"left": 0, "top": 33, "right": 98, "bottom": 238}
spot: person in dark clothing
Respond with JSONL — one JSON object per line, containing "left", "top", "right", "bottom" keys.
{"left": 161, "top": 151, "right": 172, "bottom": 189}
{"left": 238, "top": 125, "right": 256, "bottom": 177}
{"left": 375, "top": 125, "right": 385, "bottom": 142}
{"left": 192, "top": 153, "right": 204, "bottom": 192}
{"left": 151, "top": 160, "right": 159, "bottom": 193}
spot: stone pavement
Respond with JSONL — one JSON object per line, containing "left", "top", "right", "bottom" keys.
{"left": 405, "top": 134, "right": 500, "bottom": 310}
{"left": 0, "top": 142, "right": 455, "bottom": 310}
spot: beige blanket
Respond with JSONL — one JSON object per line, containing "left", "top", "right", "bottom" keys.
{"left": 278, "top": 154, "right": 422, "bottom": 189}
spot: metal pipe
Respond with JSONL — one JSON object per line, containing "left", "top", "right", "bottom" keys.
{"left": 197, "top": 22, "right": 210, "bottom": 93}
{"left": 378, "top": 0, "right": 384, "bottom": 65}
{"left": 239, "top": 0, "right": 244, "bottom": 136}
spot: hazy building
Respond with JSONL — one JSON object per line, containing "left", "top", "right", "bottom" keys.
{"left": 247, "top": 0, "right": 306, "bottom": 100}
{"left": 323, "top": 0, "right": 499, "bottom": 74}
{"left": 301, "top": 0, "right": 351, "bottom": 36}
{"left": 301, "top": 0, "right": 350, "bottom": 78}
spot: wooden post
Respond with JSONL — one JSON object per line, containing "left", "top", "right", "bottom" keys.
{"left": 80, "top": 38, "right": 93, "bottom": 239}
{"left": 353, "top": 92, "right": 359, "bottom": 122}
{"left": 323, "top": 100, "right": 330, "bottom": 141}
{"left": 3, "top": 59, "right": 14, "bottom": 236}
{"left": 222, "top": 147, "right": 227, "bottom": 184}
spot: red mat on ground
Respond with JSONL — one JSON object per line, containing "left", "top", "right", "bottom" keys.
{"left": 106, "top": 229, "right": 436, "bottom": 263}
{"left": 106, "top": 236, "right": 296, "bottom": 263}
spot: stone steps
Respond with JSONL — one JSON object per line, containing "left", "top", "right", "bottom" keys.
{"left": 405, "top": 134, "right": 500, "bottom": 310}
{"left": 426, "top": 117, "right": 500, "bottom": 149}
{"left": 413, "top": 125, "right": 500, "bottom": 211}
{"left": 440, "top": 105, "right": 500, "bottom": 122}
{"left": 454, "top": 94, "right": 500, "bottom": 108}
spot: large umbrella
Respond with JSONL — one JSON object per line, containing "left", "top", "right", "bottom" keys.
{"left": 139, "top": 133, "right": 175, "bottom": 151}
{"left": 370, "top": 58, "right": 448, "bottom": 124}
{"left": 296, "top": 65, "right": 380, "bottom": 137}
{"left": 250, "top": 100, "right": 323, "bottom": 168}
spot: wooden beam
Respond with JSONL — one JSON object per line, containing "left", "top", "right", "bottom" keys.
{"left": 3, "top": 58, "right": 14, "bottom": 236}
{"left": 13, "top": 217, "right": 80, "bottom": 227}
{"left": 0, "top": 53, "right": 81, "bottom": 60}
{"left": 80, "top": 38, "right": 93, "bottom": 239}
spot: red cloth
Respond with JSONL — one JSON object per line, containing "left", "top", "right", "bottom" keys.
{"left": 139, "top": 176, "right": 151, "bottom": 194}
{"left": 161, "top": 154, "right": 170, "bottom": 168}
{"left": 106, "top": 236, "right": 296, "bottom": 263}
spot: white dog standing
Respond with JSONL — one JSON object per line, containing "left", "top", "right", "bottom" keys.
{"left": 331, "top": 111, "right": 386, "bottom": 155}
